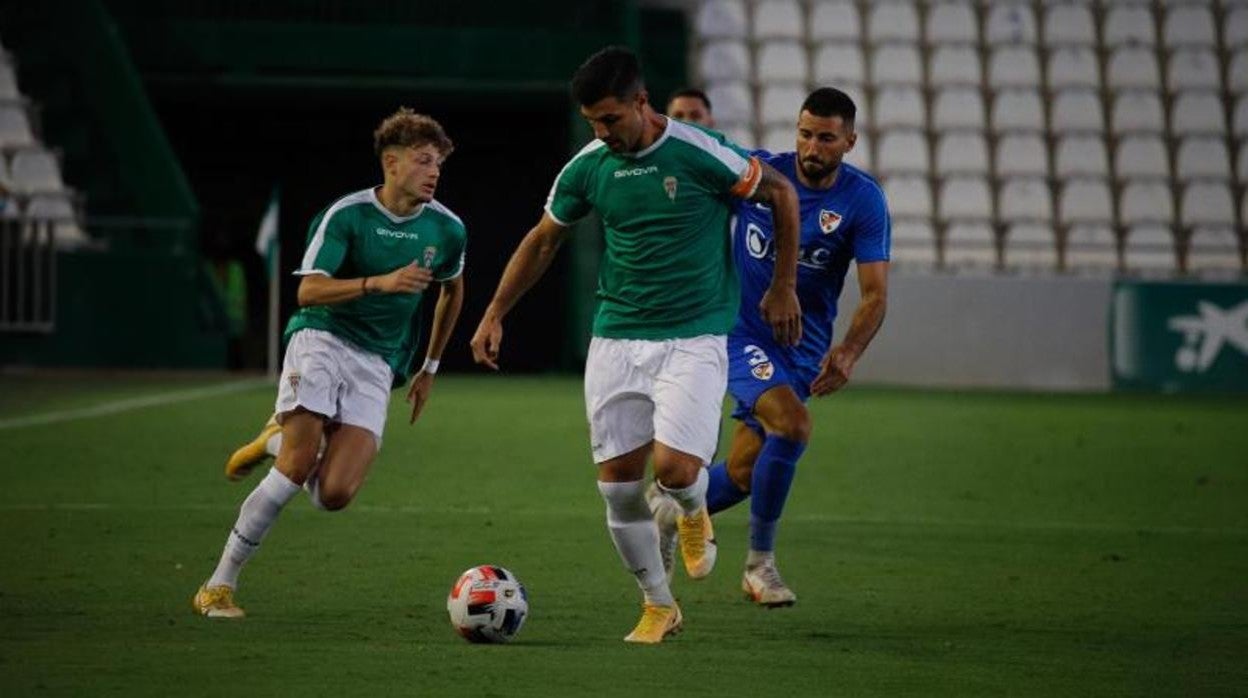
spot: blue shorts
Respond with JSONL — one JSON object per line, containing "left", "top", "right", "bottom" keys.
{"left": 727, "top": 333, "right": 815, "bottom": 434}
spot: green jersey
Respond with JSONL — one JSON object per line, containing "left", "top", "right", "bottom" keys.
{"left": 545, "top": 119, "right": 762, "bottom": 340}
{"left": 285, "top": 187, "right": 466, "bottom": 385}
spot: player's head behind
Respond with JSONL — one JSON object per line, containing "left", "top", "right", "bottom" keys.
{"left": 571, "top": 46, "right": 651, "bottom": 153}
{"left": 796, "top": 87, "right": 857, "bottom": 182}
{"left": 666, "top": 88, "right": 714, "bottom": 127}
{"left": 374, "top": 107, "right": 453, "bottom": 204}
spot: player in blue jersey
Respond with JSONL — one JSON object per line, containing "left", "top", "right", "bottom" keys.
{"left": 650, "top": 87, "right": 890, "bottom": 607}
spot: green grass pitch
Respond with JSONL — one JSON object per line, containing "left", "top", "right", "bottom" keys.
{"left": 1, "top": 373, "right": 1245, "bottom": 696}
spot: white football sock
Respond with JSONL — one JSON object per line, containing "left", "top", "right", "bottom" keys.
{"left": 264, "top": 431, "right": 282, "bottom": 458}
{"left": 207, "top": 467, "right": 301, "bottom": 589}
{"left": 660, "top": 466, "right": 709, "bottom": 516}
{"left": 598, "top": 480, "right": 674, "bottom": 607}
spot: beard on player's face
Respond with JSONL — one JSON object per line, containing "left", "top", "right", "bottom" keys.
{"left": 800, "top": 155, "right": 838, "bottom": 181}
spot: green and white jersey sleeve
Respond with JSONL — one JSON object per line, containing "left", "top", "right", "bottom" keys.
{"left": 295, "top": 189, "right": 373, "bottom": 276}
{"left": 545, "top": 139, "right": 608, "bottom": 226}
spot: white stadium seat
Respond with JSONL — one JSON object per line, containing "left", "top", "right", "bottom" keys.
{"left": 1239, "top": 141, "right": 1248, "bottom": 181}
{"left": 25, "top": 192, "right": 89, "bottom": 249}
{"left": 1176, "top": 137, "right": 1232, "bottom": 182}
{"left": 1167, "top": 49, "right": 1220, "bottom": 93}
{"left": 1235, "top": 96, "right": 1248, "bottom": 138}
{"left": 844, "top": 130, "right": 871, "bottom": 169}
{"left": 1120, "top": 181, "right": 1176, "bottom": 227}
{"left": 1230, "top": 50, "right": 1248, "bottom": 95}
{"left": 809, "top": 1, "right": 860, "bottom": 42}
{"left": 867, "top": 2, "right": 920, "bottom": 44}
{"left": 986, "top": 3, "right": 1038, "bottom": 45}
{"left": 943, "top": 222, "right": 998, "bottom": 268}
{"left": 1104, "top": 6, "right": 1156, "bottom": 48}
{"left": 1115, "top": 135, "right": 1171, "bottom": 182}
{"left": 925, "top": 3, "right": 977, "bottom": 45}
{"left": 873, "top": 87, "right": 925, "bottom": 130}
{"left": 705, "top": 81, "right": 753, "bottom": 126}
{"left": 0, "top": 63, "right": 19, "bottom": 100}
{"left": 761, "top": 125, "right": 793, "bottom": 154}
{"left": 1123, "top": 225, "right": 1178, "bottom": 273}
{"left": 10, "top": 148, "right": 64, "bottom": 193}
{"left": 1054, "top": 135, "right": 1109, "bottom": 178}
{"left": 0, "top": 105, "right": 35, "bottom": 148}
{"left": 752, "top": 0, "right": 805, "bottom": 41}
{"left": 1171, "top": 92, "right": 1226, "bottom": 136}
{"left": 1060, "top": 179, "right": 1113, "bottom": 226}
{"left": 883, "top": 175, "right": 933, "bottom": 219}
{"left": 758, "top": 84, "right": 807, "bottom": 126}
{"left": 1050, "top": 90, "right": 1103, "bottom": 133}
{"left": 755, "top": 41, "right": 808, "bottom": 83}
{"left": 1064, "top": 224, "right": 1119, "bottom": 271}
{"left": 1047, "top": 47, "right": 1100, "bottom": 90}
{"left": 989, "top": 46, "right": 1041, "bottom": 89}
{"left": 1227, "top": 9, "right": 1248, "bottom": 50}
{"left": 935, "top": 132, "right": 990, "bottom": 175}
{"left": 992, "top": 90, "right": 1045, "bottom": 132}
{"left": 933, "top": 88, "right": 986, "bottom": 131}
{"left": 938, "top": 176, "right": 994, "bottom": 222}
{"left": 890, "top": 220, "right": 938, "bottom": 268}
{"left": 1181, "top": 181, "right": 1236, "bottom": 228}
{"left": 1107, "top": 47, "right": 1161, "bottom": 92}
{"left": 1003, "top": 223, "right": 1057, "bottom": 269}
{"left": 1187, "top": 226, "right": 1244, "bottom": 275}
{"left": 722, "top": 125, "right": 756, "bottom": 150}
{"left": 1111, "top": 92, "right": 1165, "bottom": 135}
{"left": 813, "top": 44, "right": 865, "bottom": 85}
{"left": 697, "top": 0, "right": 748, "bottom": 39}
{"left": 871, "top": 44, "right": 923, "bottom": 86}
{"left": 998, "top": 177, "right": 1052, "bottom": 223}
{"left": 876, "top": 130, "right": 930, "bottom": 176}
{"left": 1163, "top": 6, "right": 1216, "bottom": 48}
{"left": 929, "top": 45, "right": 982, "bottom": 87}
{"left": 1044, "top": 4, "right": 1095, "bottom": 46}
{"left": 995, "top": 134, "right": 1049, "bottom": 177}
{"left": 697, "top": 41, "right": 750, "bottom": 83}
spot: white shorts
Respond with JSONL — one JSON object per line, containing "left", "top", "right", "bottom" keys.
{"left": 584, "top": 334, "right": 728, "bottom": 465}
{"left": 275, "top": 328, "right": 393, "bottom": 444}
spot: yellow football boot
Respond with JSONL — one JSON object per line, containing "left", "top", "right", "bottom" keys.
{"left": 676, "top": 506, "right": 718, "bottom": 579}
{"left": 623, "top": 603, "right": 682, "bottom": 644}
{"left": 192, "top": 584, "right": 245, "bottom": 619}
{"left": 224, "top": 415, "right": 281, "bottom": 482}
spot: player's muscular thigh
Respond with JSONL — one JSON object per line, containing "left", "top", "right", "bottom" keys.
{"left": 754, "top": 386, "right": 813, "bottom": 443}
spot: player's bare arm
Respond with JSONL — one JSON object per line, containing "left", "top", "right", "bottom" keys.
{"left": 470, "top": 213, "right": 570, "bottom": 370}
{"left": 408, "top": 274, "right": 464, "bottom": 424}
{"left": 748, "top": 160, "right": 803, "bottom": 347}
{"left": 811, "top": 261, "right": 888, "bottom": 396}
{"left": 296, "top": 263, "right": 434, "bottom": 306}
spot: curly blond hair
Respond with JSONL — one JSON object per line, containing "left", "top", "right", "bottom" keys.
{"left": 373, "top": 107, "right": 453, "bottom": 157}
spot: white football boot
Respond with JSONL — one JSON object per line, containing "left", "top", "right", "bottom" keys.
{"left": 742, "top": 562, "right": 796, "bottom": 608}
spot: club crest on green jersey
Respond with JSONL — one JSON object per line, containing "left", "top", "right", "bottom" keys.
{"left": 423, "top": 246, "right": 437, "bottom": 267}
{"left": 663, "top": 176, "right": 678, "bottom": 202}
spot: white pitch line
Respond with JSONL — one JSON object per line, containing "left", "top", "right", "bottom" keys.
{"left": 0, "top": 378, "right": 270, "bottom": 431}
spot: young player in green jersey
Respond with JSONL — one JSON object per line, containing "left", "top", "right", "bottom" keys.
{"left": 470, "top": 47, "right": 803, "bottom": 643}
{"left": 193, "top": 108, "right": 467, "bottom": 618}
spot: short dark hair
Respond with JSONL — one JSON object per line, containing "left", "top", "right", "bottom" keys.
{"left": 666, "top": 87, "right": 712, "bottom": 114}
{"left": 801, "top": 87, "right": 856, "bottom": 126}
{"left": 373, "top": 107, "right": 453, "bottom": 157}
{"left": 571, "top": 46, "right": 645, "bottom": 106}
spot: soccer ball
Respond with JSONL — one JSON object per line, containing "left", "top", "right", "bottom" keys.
{"left": 446, "top": 565, "right": 528, "bottom": 643}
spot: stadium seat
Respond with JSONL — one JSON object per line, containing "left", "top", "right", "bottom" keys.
{"left": 0, "top": 63, "right": 18, "bottom": 100}
{"left": 1226, "top": 8, "right": 1248, "bottom": 50}
{"left": 1120, "top": 180, "right": 1176, "bottom": 227}
{"left": 925, "top": 2, "right": 977, "bottom": 45}
{"left": 1050, "top": 90, "right": 1104, "bottom": 133}
{"left": 759, "top": 84, "right": 807, "bottom": 126}
{"left": 1123, "top": 225, "right": 1178, "bottom": 273}
{"left": 705, "top": 81, "right": 753, "bottom": 126}
{"left": 1107, "top": 47, "right": 1161, "bottom": 92}
{"left": 871, "top": 44, "right": 923, "bottom": 86}
{"left": 986, "top": 3, "right": 1038, "bottom": 45}
{"left": 813, "top": 44, "right": 865, "bottom": 85}
{"left": 867, "top": 2, "right": 920, "bottom": 44}
{"left": 1229, "top": 49, "right": 1248, "bottom": 95}
{"left": 1064, "top": 223, "right": 1119, "bottom": 271}
{"left": 998, "top": 177, "right": 1053, "bottom": 223}
{"left": 1186, "top": 226, "right": 1245, "bottom": 275}
{"left": 752, "top": 0, "right": 804, "bottom": 41}
{"left": 876, "top": 130, "right": 929, "bottom": 176}
{"left": 873, "top": 87, "right": 925, "bottom": 130}
{"left": 991, "top": 90, "right": 1045, "bottom": 133}
{"left": 1111, "top": 92, "right": 1165, "bottom": 136}
{"left": 1060, "top": 179, "right": 1114, "bottom": 227}
{"left": 761, "top": 125, "right": 792, "bottom": 153}
{"left": 1171, "top": 91, "right": 1226, "bottom": 136}
{"left": 1176, "top": 137, "right": 1232, "bottom": 181}
{"left": 1003, "top": 223, "right": 1058, "bottom": 269}
{"left": 935, "top": 132, "right": 990, "bottom": 175}
{"left": 844, "top": 130, "right": 871, "bottom": 169}
{"left": 697, "top": 41, "right": 751, "bottom": 83}
{"left": 889, "top": 220, "right": 938, "bottom": 268}
{"left": 1181, "top": 181, "right": 1236, "bottom": 229}
{"left": 883, "top": 175, "right": 933, "bottom": 219}
{"left": 696, "top": 0, "right": 748, "bottom": 39}
{"left": 1047, "top": 47, "right": 1100, "bottom": 90}
{"left": 1163, "top": 6, "right": 1216, "bottom": 48}
{"left": 989, "top": 46, "right": 1041, "bottom": 89}
{"left": 1103, "top": 6, "right": 1156, "bottom": 48}
{"left": 0, "top": 105, "right": 35, "bottom": 148}
{"left": 943, "top": 222, "right": 999, "bottom": 268}
{"left": 722, "top": 125, "right": 757, "bottom": 150}
{"left": 1235, "top": 96, "right": 1248, "bottom": 138}
{"left": 1115, "top": 135, "right": 1171, "bottom": 182}
{"left": 1055, "top": 135, "right": 1109, "bottom": 178}
{"left": 9, "top": 148, "right": 64, "bottom": 193}
{"left": 933, "top": 88, "right": 986, "bottom": 131}
{"left": 995, "top": 134, "right": 1049, "bottom": 177}
{"left": 929, "top": 45, "right": 982, "bottom": 87}
{"left": 938, "top": 176, "right": 994, "bottom": 223}
{"left": 1167, "top": 49, "right": 1220, "bottom": 93}
{"left": 24, "top": 192, "right": 90, "bottom": 249}
{"left": 809, "top": 0, "right": 860, "bottom": 42}
{"left": 1043, "top": 4, "right": 1095, "bottom": 46}
{"left": 755, "top": 41, "right": 808, "bottom": 83}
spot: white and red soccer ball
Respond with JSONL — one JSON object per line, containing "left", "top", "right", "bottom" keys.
{"left": 446, "top": 565, "right": 528, "bottom": 643}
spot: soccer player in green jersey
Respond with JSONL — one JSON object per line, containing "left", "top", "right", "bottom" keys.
{"left": 470, "top": 47, "right": 803, "bottom": 643}
{"left": 193, "top": 108, "right": 467, "bottom": 618}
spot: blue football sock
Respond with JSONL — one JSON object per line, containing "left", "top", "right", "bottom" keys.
{"left": 705, "top": 461, "right": 749, "bottom": 514}
{"left": 749, "top": 435, "right": 806, "bottom": 552}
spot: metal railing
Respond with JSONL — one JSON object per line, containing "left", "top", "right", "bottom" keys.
{"left": 0, "top": 217, "right": 57, "bottom": 333}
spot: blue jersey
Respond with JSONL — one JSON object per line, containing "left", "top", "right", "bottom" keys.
{"left": 731, "top": 152, "right": 891, "bottom": 375}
